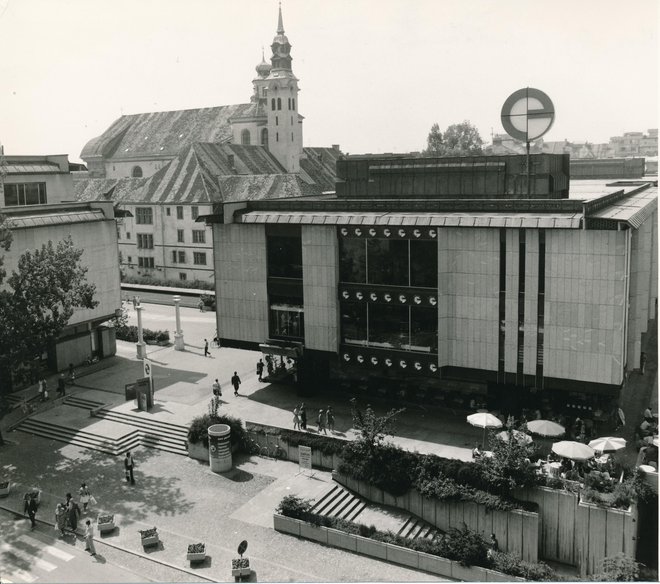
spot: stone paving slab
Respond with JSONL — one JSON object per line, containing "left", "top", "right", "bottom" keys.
{"left": 31, "top": 407, "right": 136, "bottom": 440}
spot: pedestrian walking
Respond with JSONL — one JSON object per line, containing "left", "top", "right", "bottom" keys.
{"left": 79, "top": 483, "right": 92, "bottom": 513}
{"left": 68, "top": 363, "right": 76, "bottom": 385}
{"left": 204, "top": 339, "right": 210, "bottom": 357}
{"left": 293, "top": 405, "right": 300, "bottom": 430}
{"left": 57, "top": 373, "right": 66, "bottom": 397}
{"left": 66, "top": 494, "right": 80, "bottom": 533}
{"left": 231, "top": 371, "right": 241, "bottom": 396}
{"left": 38, "top": 377, "right": 45, "bottom": 402}
{"left": 212, "top": 379, "right": 222, "bottom": 397}
{"left": 256, "top": 359, "right": 264, "bottom": 382}
{"left": 26, "top": 495, "right": 38, "bottom": 530}
{"left": 640, "top": 352, "right": 647, "bottom": 375}
{"left": 266, "top": 354, "right": 274, "bottom": 376}
{"left": 198, "top": 298, "right": 205, "bottom": 312}
{"left": 124, "top": 451, "right": 136, "bottom": 484}
{"left": 326, "top": 406, "right": 335, "bottom": 432}
{"left": 300, "top": 403, "right": 307, "bottom": 430}
{"left": 132, "top": 296, "right": 137, "bottom": 309}
{"left": 55, "top": 503, "right": 67, "bottom": 536}
{"left": 84, "top": 520, "right": 97, "bottom": 555}
{"left": 317, "top": 409, "right": 327, "bottom": 434}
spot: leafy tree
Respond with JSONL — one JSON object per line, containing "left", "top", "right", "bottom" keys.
{"left": 349, "top": 398, "right": 405, "bottom": 453}
{"left": 424, "top": 120, "right": 484, "bottom": 156}
{"left": 0, "top": 233, "right": 98, "bottom": 393}
{"left": 475, "top": 425, "right": 538, "bottom": 491}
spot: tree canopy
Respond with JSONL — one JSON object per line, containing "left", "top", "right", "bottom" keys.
{"left": 424, "top": 121, "right": 484, "bottom": 156}
{"left": 0, "top": 225, "right": 98, "bottom": 389}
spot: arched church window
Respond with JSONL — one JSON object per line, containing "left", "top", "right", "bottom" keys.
{"left": 241, "top": 129, "right": 251, "bottom": 145}
{"left": 261, "top": 128, "right": 268, "bottom": 146}
{"left": 276, "top": 132, "right": 279, "bottom": 142}
{"left": 277, "top": 98, "right": 282, "bottom": 110}
{"left": 287, "top": 98, "right": 291, "bottom": 110}
{"left": 292, "top": 99, "right": 295, "bottom": 110}
{"left": 132, "top": 166, "right": 143, "bottom": 178}
{"left": 271, "top": 98, "right": 276, "bottom": 111}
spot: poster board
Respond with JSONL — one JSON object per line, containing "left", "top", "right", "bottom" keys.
{"left": 298, "top": 445, "right": 312, "bottom": 471}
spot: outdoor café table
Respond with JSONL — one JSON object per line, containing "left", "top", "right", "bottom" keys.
{"left": 544, "top": 462, "right": 561, "bottom": 476}
{"left": 639, "top": 464, "right": 656, "bottom": 474}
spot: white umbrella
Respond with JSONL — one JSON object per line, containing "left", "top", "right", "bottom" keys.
{"left": 467, "top": 412, "right": 503, "bottom": 446}
{"left": 552, "top": 441, "right": 595, "bottom": 461}
{"left": 588, "top": 436, "right": 626, "bottom": 453}
{"left": 496, "top": 429, "right": 532, "bottom": 445}
{"left": 527, "top": 419, "right": 565, "bottom": 437}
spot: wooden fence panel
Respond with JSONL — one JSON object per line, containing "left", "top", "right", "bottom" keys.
{"left": 421, "top": 496, "right": 436, "bottom": 526}
{"left": 521, "top": 512, "right": 539, "bottom": 563}
{"left": 604, "top": 508, "right": 624, "bottom": 559}
{"left": 463, "top": 502, "right": 479, "bottom": 532}
{"left": 557, "top": 489, "right": 577, "bottom": 565}
{"left": 448, "top": 501, "right": 464, "bottom": 529}
{"left": 436, "top": 500, "right": 450, "bottom": 531}
{"left": 622, "top": 505, "right": 637, "bottom": 558}
{"left": 586, "top": 504, "right": 608, "bottom": 577}
{"left": 492, "top": 510, "right": 510, "bottom": 553}
{"left": 576, "top": 501, "right": 590, "bottom": 577}
{"left": 476, "top": 504, "right": 491, "bottom": 537}
{"left": 543, "top": 489, "right": 560, "bottom": 561}
{"left": 507, "top": 511, "right": 523, "bottom": 559}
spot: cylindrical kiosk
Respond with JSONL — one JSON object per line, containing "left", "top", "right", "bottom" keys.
{"left": 208, "top": 424, "right": 232, "bottom": 473}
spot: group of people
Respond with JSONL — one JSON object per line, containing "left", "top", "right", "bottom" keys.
{"left": 210, "top": 372, "right": 242, "bottom": 401}
{"left": 292, "top": 404, "right": 335, "bottom": 434}
{"left": 51, "top": 484, "right": 97, "bottom": 555}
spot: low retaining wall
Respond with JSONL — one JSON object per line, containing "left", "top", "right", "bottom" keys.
{"left": 334, "top": 472, "right": 539, "bottom": 563}
{"left": 273, "top": 513, "right": 523, "bottom": 582}
{"left": 245, "top": 426, "right": 342, "bottom": 471}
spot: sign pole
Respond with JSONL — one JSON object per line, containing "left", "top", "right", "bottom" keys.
{"left": 526, "top": 139, "right": 531, "bottom": 197}
{"left": 296, "top": 445, "right": 314, "bottom": 478}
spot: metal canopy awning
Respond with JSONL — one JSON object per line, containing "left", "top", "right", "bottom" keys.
{"left": 259, "top": 342, "right": 302, "bottom": 358}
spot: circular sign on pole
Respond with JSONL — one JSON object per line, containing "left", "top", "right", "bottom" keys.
{"left": 501, "top": 87, "right": 555, "bottom": 142}
{"left": 237, "top": 540, "right": 248, "bottom": 556}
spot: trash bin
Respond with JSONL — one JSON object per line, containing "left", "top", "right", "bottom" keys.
{"left": 208, "top": 424, "right": 232, "bottom": 473}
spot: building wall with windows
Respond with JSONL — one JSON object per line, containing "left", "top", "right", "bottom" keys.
{"left": 117, "top": 203, "right": 214, "bottom": 284}
{"left": 1, "top": 155, "right": 76, "bottom": 207}
{"left": 1, "top": 201, "right": 121, "bottom": 371}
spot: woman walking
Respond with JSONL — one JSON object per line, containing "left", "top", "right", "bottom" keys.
{"left": 84, "top": 519, "right": 97, "bottom": 556}
{"left": 299, "top": 403, "right": 307, "bottom": 430}
{"left": 317, "top": 409, "right": 327, "bottom": 434}
{"left": 292, "top": 405, "right": 300, "bottom": 430}
{"left": 79, "top": 483, "right": 92, "bottom": 513}
{"left": 55, "top": 503, "right": 67, "bottom": 536}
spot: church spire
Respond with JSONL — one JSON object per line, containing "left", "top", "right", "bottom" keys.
{"left": 277, "top": 2, "right": 285, "bottom": 34}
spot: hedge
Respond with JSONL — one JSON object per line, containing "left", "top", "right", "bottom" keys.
{"left": 122, "top": 274, "right": 214, "bottom": 290}
{"left": 188, "top": 414, "right": 250, "bottom": 452}
{"left": 246, "top": 423, "right": 346, "bottom": 456}
{"left": 115, "top": 326, "right": 169, "bottom": 343}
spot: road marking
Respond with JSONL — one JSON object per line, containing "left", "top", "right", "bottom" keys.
{"left": 0, "top": 568, "right": 37, "bottom": 582}
{"left": 18, "top": 536, "right": 74, "bottom": 562}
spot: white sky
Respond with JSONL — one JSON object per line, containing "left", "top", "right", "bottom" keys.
{"left": 0, "top": 0, "right": 657, "bottom": 162}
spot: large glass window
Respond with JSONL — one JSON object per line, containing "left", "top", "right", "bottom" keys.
{"left": 368, "top": 304, "right": 409, "bottom": 350}
{"left": 267, "top": 235, "right": 302, "bottom": 278}
{"left": 136, "top": 234, "right": 153, "bottom": 249}
{"left": 193, "top": 252, "right": 207, "bottom": 265}
{"left": 339, "top": 238, "right": 366, "bottom": 283}
{"left": 368, "top": 239, "right": 409, "bottom": 286}
{"left": 269, "top": 301, "right": 304, "bottom": 339}
{"left": 3, "top": 183, "right": 47, "bottom": 206}
{"left": 410, "top": 306, "right": 438, "bottom": 353}
{"left": 341, "top": 303, "right": 368, "bottom": 346}
{"left": 192, "top": 230, "right": 206, "bottom": 243}
{"left": 410, "top": 240, "right": 438, "bottom": 288}
{"left": 135, "top": 207, "right": 153, "bottom": 225}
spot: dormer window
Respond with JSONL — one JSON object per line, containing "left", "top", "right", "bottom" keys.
{"left": 132, "top": 166, "right": 143, "bottom": 178}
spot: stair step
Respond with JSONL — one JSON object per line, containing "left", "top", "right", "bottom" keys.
{"left": 96, "top": 411, "right": 189, "bottom": 436}
{"left": 16, "top": 424, "right": 139, "bottom": 456}
{"left": 317, "top": 490, "right": 352, "bottom": 517}
{"left": 336, "top": 497, "right": 363, "bottom": 520}
{"left": 309, "top": 486, "right": 340, "bottom": 513}
{"left": 64, "top": 396, "right": 105, "bottom": 409}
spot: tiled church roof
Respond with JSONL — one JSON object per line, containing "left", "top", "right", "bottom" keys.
{"left": 80, "top": 104, "right": 253, "bottom": 160}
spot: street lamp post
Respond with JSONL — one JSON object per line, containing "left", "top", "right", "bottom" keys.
{"left": 135, "top": 304, "right": 147, "bottom": 359}
{"left": 173, "top": 295, "right": 185, "bottom": 351}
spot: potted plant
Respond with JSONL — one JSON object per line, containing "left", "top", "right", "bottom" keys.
{"left": 231, "top": 540, "right": 251, "bottom": 580}
{"left": 0, "top": 480, "right": 10, "bottom": 497}
{"left": 97, "top": 514, "right": 115, "bottom": 533}
{"left": 139, "top": 527, "right": 159, "bottom": 548}
{"left": 187, "top": 542, "right": 206, "bottom": 563}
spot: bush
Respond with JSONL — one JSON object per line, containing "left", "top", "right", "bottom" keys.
{"left": 278, "top": 429, "right": 346, "bottom": 456}
{"left": 489, "top": 551, "right": 560, "bottom": 581}
{"left": 115, "top": 326, "right": 169, "bottom": 344}
{"left": 277, "top": 495, "right": 312, "bottom": 519}
{"left": 187, "top": 413, "right": 250, "bottom": 452}
{"left": 591, "top": 553, "right": 640, "bottom": 581}
{"left": 122, "top": 274, "right": 214, "bottom": 290}
{"left": 441, "top": 524, "right": 488, "bottom": 567}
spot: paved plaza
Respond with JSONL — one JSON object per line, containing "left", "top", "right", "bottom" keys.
{"left": 0, "top": 302, "right": 655, "bottom": 582}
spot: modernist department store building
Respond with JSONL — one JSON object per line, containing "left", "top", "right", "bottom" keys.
{"left": 208, "top": 153, "right": 657, "bottom": 415}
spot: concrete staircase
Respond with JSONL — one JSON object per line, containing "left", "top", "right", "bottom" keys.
{"left": 309, "top": 484, "right": 367, "bottom": 521}
{"left": 397, "top": 515, "right": 441, "bottom": 540}
{"left": 15, "top": 396, "right": 189, "bottom": 457}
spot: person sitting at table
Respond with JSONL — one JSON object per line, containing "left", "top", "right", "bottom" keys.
{"left": 472, "top": 443, "right": 483, "bottom": 459}
{"left": 644, "top": 407, "right": 654, "bottom": 422}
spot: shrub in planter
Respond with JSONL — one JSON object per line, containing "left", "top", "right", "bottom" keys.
{"left": 278, "top": 429, "right": 346, "bottom": 456}
{"left": 277, "top": 495, "right": 313, "bottom": 519}
{"left": 188, "top": 413, "right": 250, "bottom": 452}
{"left": 590, "top": 553, "right": 640, "bottom": 581}
{"left": 442, "top": 524, "right": 488, "bottom": 567}
{"left": 489, "top": 551, "right": 560, "bottom": 581}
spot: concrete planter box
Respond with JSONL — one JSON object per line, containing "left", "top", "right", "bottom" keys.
{"left": 418, "top": 552, "right": 452, "bottom": 577}
{"left": 355, "top": 535, "right": 387, "bottom": 559}
{"left": 97, "top": 517, "right": 115, "bottom": 534}
{"left": 141, "top": 534, "right": 159, "bottom": 548}
{"left": 386, "top": 543, "right": 419, "bottom": 568}
{"left": 300, "top": 521, "right": 328, "bottom": 543}
{"left": 231, "top": 558, "right": 251, "bottom": 577}
{"left": 187, "top": 441, "right": 209, "bottom": 462}
{"left": 273, "top": 513, "right": 523, "bottom": 581}
{"left": 273, "top": 514, "right": 301, "bottom": 536}
{"left": 186, "top": 544, "right": 206, "bottom": 562}
{"left": 326, "top": 527, "right": 357, "bottom": 552}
